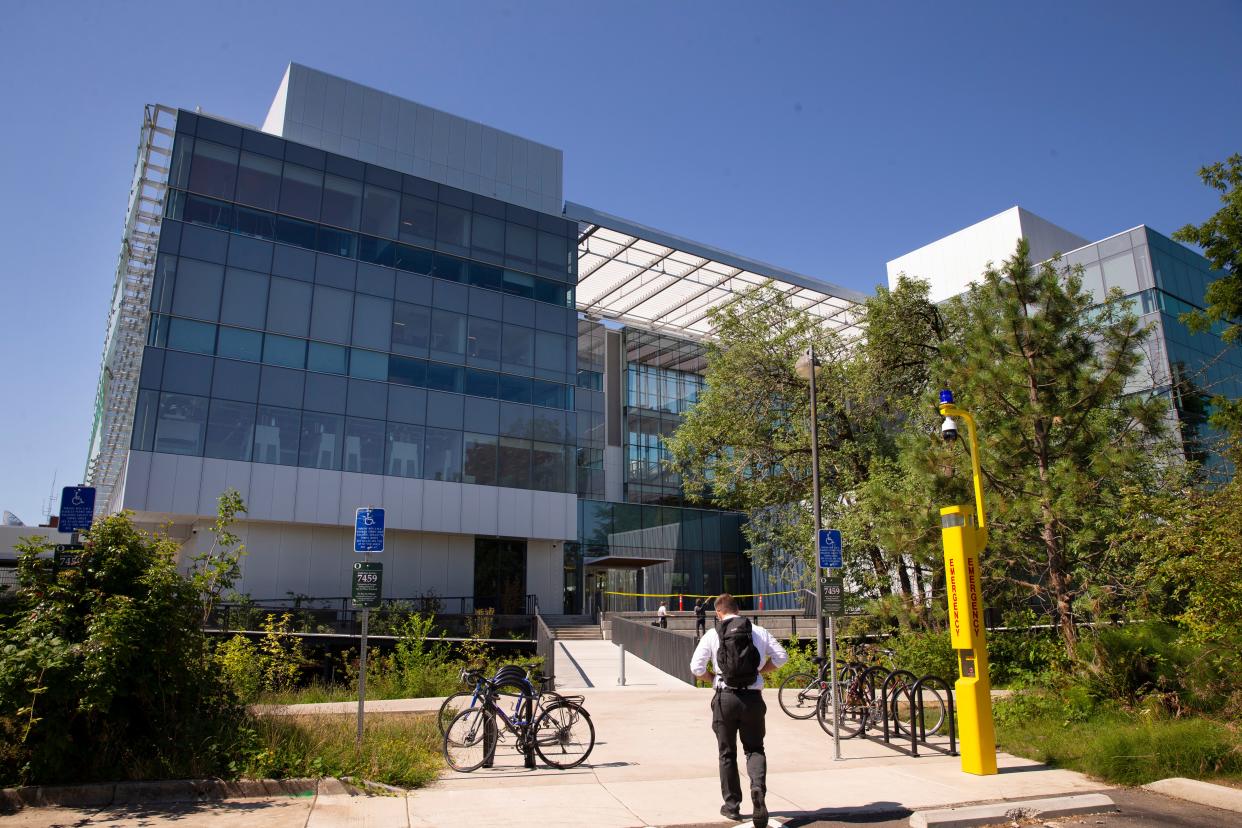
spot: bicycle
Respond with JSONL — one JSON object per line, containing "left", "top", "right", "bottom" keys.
{"left": 443, "top": 676, "right": 595, "bottom": 771}
{"left": 815, "top": 647, "right": 946, "bottom": 739}
{"left": 437, "top": 665, "right": 533, "bottom": 736}
{"left": 776, "top": 656, "right": 860, "bottom": 720}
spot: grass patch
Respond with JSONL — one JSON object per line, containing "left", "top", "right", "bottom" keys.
{"left": 239, "top": 713, "right": 443, "bottom": 788}
{"left": 258, "top": 670, "right": 462, "bottom": 706}
{"left": 994, "top": 691, "right": 1242, "bottom": 786}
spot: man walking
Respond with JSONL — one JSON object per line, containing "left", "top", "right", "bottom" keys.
{"left": 689, "top": 593, "right": 787, "bottom": 828}
{"left": 657, "top": 600, "right": 668, "bottom": 628}
{"left": 694, "top": 598, "right": 707, "bottom": 638}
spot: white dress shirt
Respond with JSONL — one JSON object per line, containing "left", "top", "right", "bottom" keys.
{"left": 689, "top": 614, "right": 789, "bottom": 690}
{"left": 658, "top": 604, "right": 667, "bottom": 617}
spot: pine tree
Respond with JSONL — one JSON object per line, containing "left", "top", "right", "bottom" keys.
{"left": 928, "top": 239, "right": 1170, "bottom": 657}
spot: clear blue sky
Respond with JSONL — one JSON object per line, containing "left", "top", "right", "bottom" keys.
{"left": 1, "top": 1, "right": 1239, "bottom": 524}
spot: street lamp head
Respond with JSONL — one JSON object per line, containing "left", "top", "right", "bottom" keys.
{"left": 795, "top": 350, "right": 819, "bottom": 380}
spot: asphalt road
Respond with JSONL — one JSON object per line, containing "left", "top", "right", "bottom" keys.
{"left": 668, "top": 786, "right": 1241, "bottom": 828}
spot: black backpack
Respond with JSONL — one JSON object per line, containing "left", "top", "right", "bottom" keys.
{"left": 716, "top": 617, "right": 761, "bottom": 688}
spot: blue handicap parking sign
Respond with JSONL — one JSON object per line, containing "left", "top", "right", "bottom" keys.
{"left": 58, "top": 486, "right": 96, "bottom": 533}
{"left": 354, "top": 507, "right": 385, "bottom": 553}
{"left": 818, "top": 528, "right": 842, "bottom": 569}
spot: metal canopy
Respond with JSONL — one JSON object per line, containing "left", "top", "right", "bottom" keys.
{"left": 584, "top": 555, "right": 675, "bottom": 569}
{"left": 566, "top": 202, "right": 866, "bottom": 339}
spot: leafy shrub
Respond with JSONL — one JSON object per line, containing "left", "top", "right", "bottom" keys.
{"left": 216, "top": 635, "right": 262, "bottom": 703}
{"left": 259, "top": 613, "right": 308, "bottom": 692}
{"left": 885, "top": 628, "right": 956, "bottom": 681}
{"left": 988, "top": 627, "right": 1069, "bottom": 687}
{"left": 0, "top": 512, "right": 247, "bottom": 785}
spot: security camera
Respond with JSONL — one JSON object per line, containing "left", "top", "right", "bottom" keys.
{"left": 940, "top": 416, "right": 959, "bottom": 442}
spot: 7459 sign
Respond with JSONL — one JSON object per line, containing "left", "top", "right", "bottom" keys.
{"left": 352, "top": 561, "right": 383, "bottom": 608}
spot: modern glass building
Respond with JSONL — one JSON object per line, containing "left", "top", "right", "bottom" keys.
{"left": 1060, "top": 226, "right": 1240, "bottom": 468}
{"left": 85, "top": 64, "right": 863, "bottom": 613}
{"left": 886, "top": 209, "right": 1239, "bottom": 470}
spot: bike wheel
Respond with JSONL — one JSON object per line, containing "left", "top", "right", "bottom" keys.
{"left": 888, "top": 683, "right": 916, "bottom": 736}
{"left": 778, "top": 672, "right": 823, "bottom": 719}
{"left": 817, "top": 682, "right": 865, "bottom": 738}
{"left": 913, "top": 686, "right": 947, "bottom": 736}
{"left": 438, "top": 691, "right": 476, "bottom": 736}
{"left": 533, "top": 702, "right": 595, "bottom": 769}
{"left": 443, "top": 708, "right": 491, "bottom": 772}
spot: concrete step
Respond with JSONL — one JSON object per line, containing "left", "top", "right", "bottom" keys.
{"left": 554, "top": 629, "right": 603, "bottom": 640}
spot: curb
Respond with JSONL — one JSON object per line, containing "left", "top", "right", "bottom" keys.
{"left": 909, "top": 793, "right": 1116, "bottom": 827}
{"left": 0, "top": 777, "right": 328, "bottom": 812}
{"left": 1142, "top": 777, "right": 1242, "bottom": 814}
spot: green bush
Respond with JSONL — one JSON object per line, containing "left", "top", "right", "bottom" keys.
{"left": 988, "top": 627, "right": 1069, "bottom": 687}
{"left": 885, "top": 628, "right": 956, "bottom": 681}
{"left": 0, "top": 513, "right": 247, "bottom": 785}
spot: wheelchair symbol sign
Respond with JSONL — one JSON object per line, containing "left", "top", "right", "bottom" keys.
{"left": 354, "top": 507, "right": 385, "bottom": 553}
{"left": 57, "top": 486, "right": 96, "bottom": 534}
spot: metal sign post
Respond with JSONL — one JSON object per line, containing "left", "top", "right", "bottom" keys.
{"left": 819, "top": 529, "right": 844, "bottom": 761}
{"left": 353, "top": 508, "right": 385, "bottom": 747}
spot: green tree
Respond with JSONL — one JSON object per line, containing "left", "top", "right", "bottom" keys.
{"left": 190, "top": 488, "right": 248, "bottom": 625}
{"left": 664, "top": 282, "right": 927, "bottom": 604}
{"left": 1173, "top": 152, "right": 1242, "bottom": 434}
{"left": 0, "top": 510, "right": 246, "bottom": 784}
{"left": 926, "top": 239, "right": 1170, "bottom": 657}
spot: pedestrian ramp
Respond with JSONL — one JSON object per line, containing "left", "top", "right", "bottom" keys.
{"left": 555, "top": 639, "right": 690, "bottom": 690}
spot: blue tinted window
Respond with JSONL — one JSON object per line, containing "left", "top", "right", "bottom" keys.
{"left": 236, "top": 151, "right": 281, "bottom": 211}
{"left": 167, "top": 318, "right": 216, "bottom": 354}
{"left": 463, "top": 432, "right": 497, "bottom": 485}
{"left": 155, "top": 392, "right": 209, "bottom": 456}
{"left": 316, "top": 225, "right": 357, "bottom": 259}
{"left": 349, "top": 349, "right": 388, "bottom": 380}
{"left": 320, "top": 173, "right": 362, "bottom": 229}
{"left": 532, "top": 380, "right": 565, "bottom": 409}
{"left": 359, "top": 236, "right": 396, "bottom": 268}
{"left": 385, "top": 422, "right": 423, "bottom": 477}
{"left": 307, "top": 341, "right": 348, "bottom": 374}
{"left": 425, "top": 362, "right": 463, "bottom": 393}
{"left": 205, "top": 399, "right": 255, "bottom": 461}
{"left": 234, "top": 206, "right": 277, "bottom": 241}
{"left": 182, "top": 194, "right": 233, "bottom": 232}
{"left": 253, "top": 405, "right": 300, "bottom": 465}
{"left": 303, "top": 372, "right": 347, "bottom": 413}
{"left": 344, "top": 417, "right": 386, "bottom": 474}
{"left": 276, "top": 216, "right": 318, "bottom": 250}
{"left": 172, "top": 259, "right": 224, "bottom": 322}
{"left": 217, "top": 327, "right": 263, "bottom": 361}
{"left": 262, "top": 335, "right": 305, "bottom": 368}
{"left": 188, "top": 140, "right": 237, "bottom": 201}
{"left": 423, "top": 427, "right": 462, "bottom": 482}
{"left": 389, "top": 355, "right": 426, "bottom": 386}
{"left": 465, "top": 369, "right": 498, "bottom": 398}
{"left": 498, "top": 374, "right": 531, "bottom": 403}
{"left": 279, "top": 163, "right": 322, "bottom": 221}
{"left": 433, "top": 253, "right": 466, "bottom": 283}
{"left": 299, "top": 411, "right": 343, "bottom": 470}
{"left": 395, "top": 244, "right": 434, "bottom": 275}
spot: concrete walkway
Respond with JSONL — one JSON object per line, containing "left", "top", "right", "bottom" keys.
{"left": 554, "top": 639, "right": 689, "bottom": 690}
{"left": 13, "top": 685, "right": 1112, "bottom": 827}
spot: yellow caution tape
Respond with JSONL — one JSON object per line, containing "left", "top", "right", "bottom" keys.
{"left": 602, "top": 590, "right": 798, "bottom": 599}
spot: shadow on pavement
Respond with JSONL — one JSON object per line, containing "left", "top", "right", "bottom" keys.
{"left": 33, "top": 798, "right": 309, "bottom": 828}
{"left": 776, "top": 801, "right": 911, "bottom": 826}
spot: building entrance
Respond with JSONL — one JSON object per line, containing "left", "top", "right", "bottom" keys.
{"left": 474, "top": 538, "right": 527, "bottom": 614}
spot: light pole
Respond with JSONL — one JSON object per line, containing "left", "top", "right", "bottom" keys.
{"left": 796, "top": 345, "right": 841, "bottom": 760}
{"left": 795, "top": 346, "right": 826, "bottom": 660}
{"left": 937, "top": 389, "right": 997, "bottom": 775}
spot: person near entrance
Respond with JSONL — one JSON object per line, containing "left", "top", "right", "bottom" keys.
{"left": 694, "top": 598, "right": 707, "bottom": 638}
{"left": 689, "top": 593, "right": 787, "bottom": 828}
{"left": 657, "top": 600, "right": 668, "bottom": 628}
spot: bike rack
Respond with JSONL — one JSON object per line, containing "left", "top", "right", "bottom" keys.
{"left": 832, "top": 667, "right": 957, "bottom": 759}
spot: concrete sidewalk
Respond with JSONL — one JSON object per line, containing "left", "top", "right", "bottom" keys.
{"left": 412, "top": 687, "right": 1108, "bottom": 828}
{"left": 555, "top": 639, "right": 689, "bottom": 690}
{"left": 12, "top": 685, "right": 1111, "bottom": 827}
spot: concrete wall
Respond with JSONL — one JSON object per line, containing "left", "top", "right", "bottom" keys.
{"left": 0, "top": 525, "right": 63, "bottom": 559}
{"left": 886, "top": 206, "right": 1089, "bottom": 303}
{"left": 263, "top": 63, "right": 564, "bottom": 215}
{"left": 174, "top": 519, "right": 562, "bottom": 610}
{"left": 120, "top": 451, "right": 576, "bottom": 542}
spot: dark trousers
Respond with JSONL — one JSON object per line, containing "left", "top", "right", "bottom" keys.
{"left": 659, "top": 615, "right": 667, "bottom": 628}
{"left": 711, "top": 688, "right": 767, "bottom": 810}
{"left": 696, "top": 617, "right": 706, "bottom": 637}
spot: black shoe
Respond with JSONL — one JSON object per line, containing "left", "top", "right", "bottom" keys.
{"left": 720, "top": 803, "right": 743, "bottom": 821}
{"left": 751, "top": 790, "right": 768, "bottom": 828}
